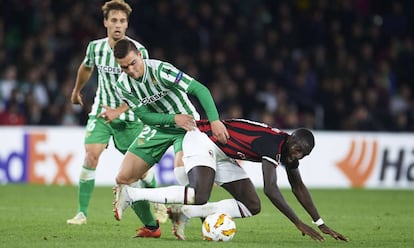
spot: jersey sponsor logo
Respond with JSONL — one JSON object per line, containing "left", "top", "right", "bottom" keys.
{"left": 336, "top": 139, "right": 378, "bottom": 187}
{"left": 140, "top": 90, "right": 169, "bottom": 105}
{"left": 96, "top": 64, "right": 122, "bottom": 75}
{"left": 174, "top": 71, "right": 183, "bottom": 84}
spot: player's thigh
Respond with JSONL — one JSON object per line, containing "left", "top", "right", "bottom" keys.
{"left": 182, "top": 129, "right": 218, "bottom": 174}
{"left": 117, "top": 151, "right": 151, "bottom": 184}
{"left": 187, "top": 166, "right": 216, "bottom": 204}
{"left": 111, "top": 120, "right": 143, "bottom": 154}
{"left": 221, "top": 178, "right": 261, "bottom": 214}
{"left": 127, "top": 126, "right": 176, "bottom": 166}
{"left": 83, "top": 116, "right": 111, "bottom": 167}
{"left": 214, "top": 146, "right": 249, "bottom": 186}
{"left": 84, "top": 116, "right": 112, "bottom": 145}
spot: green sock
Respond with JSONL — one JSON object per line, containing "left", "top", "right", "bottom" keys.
{"left": 78, "top": 179, "right": 95, "bottom": 216}
{"left": 131, "top": 200, "right": 157, "bottom": 227}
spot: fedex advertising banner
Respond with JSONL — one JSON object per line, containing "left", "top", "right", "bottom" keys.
{"left": 0, "top": 127, "right": 413, "bottom": 189}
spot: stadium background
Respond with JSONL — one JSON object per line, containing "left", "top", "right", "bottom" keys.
{"left": 1, "top": 0, "right": 413, "bottom": 131}
{"left": 0, "top": 1, "right": 413, "bottom": 189}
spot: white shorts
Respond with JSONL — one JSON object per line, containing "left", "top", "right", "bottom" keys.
{"left": 182, "top": 129, "right": 248, "bottom": 185}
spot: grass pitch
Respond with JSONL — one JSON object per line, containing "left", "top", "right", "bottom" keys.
{"left": 1, "top": 184, "right": 413, "bottom": 248}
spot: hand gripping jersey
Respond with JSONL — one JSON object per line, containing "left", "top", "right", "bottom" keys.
{"left": 197, "top": 119, "right": 299, "bottom": 168}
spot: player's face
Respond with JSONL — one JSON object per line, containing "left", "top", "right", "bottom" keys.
{"left": 104, "top": 10, "right": 128, "bottom": 41}
{"left": 117, "top": 51, "right": 144, "bottom": 79}
{"left": 286, "top": 144, "right": 306, "bottom": 163}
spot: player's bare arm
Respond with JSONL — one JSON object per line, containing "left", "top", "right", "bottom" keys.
{"left": 71, "top": 63, "right": 94, "bottom": 106}
{"left": 286, "top": 167, "right": 348, "bottom": 241}
{"left": 261, "top": 161, "right": 324, "bottom": 241}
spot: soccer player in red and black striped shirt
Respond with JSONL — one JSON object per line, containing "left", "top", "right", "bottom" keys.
{"left": 119, "top": 117, "right": 348, "bottom": 242}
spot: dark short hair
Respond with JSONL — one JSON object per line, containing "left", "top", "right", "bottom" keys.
{"left": 290, "top": 128, "right": 315, "bottom": 155}
{"left": 113, "top": 39, "right": 138, "bottom": 59}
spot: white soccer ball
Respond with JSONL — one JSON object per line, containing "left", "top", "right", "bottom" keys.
{"left": 201, "top": 213, "right": 236, "bottom": 242}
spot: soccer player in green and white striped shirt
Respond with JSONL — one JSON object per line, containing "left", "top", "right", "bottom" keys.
{"left": 111, "top": 39, "right": 230, "bottom": 227}
{"left": 67, "top": 0, "right": 165, "bottom": 238}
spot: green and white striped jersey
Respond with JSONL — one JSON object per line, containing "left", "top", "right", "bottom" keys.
{"left": 116, "top": 59, "right": 200, "bottom": 127}
{"left": 83, "top": 37, "right": 148, "bottom": 121}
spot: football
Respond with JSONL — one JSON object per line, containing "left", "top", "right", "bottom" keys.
{"left": 201, "top": 213, "right": 236, "bottom": 242}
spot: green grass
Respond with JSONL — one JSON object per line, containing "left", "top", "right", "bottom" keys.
{"left": 0, "top": 185, "right": 413, "bottom": 248}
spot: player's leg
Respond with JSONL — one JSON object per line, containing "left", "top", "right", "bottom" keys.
{"left": 114, "top": 151, "right": 151, "bottom": 218}
{"left": 113, "top": 121, "right": 163, "bottom": 237}
{"left": 173, "top": 151, "right": 189, "bottom": 186}
{"left": 179, "top": 159, "right": 259, "bottom": 220}
{"left": 220, "top": 178, "right": 261, "bottom": 216}
{"left": 117, "top": 129, "right": 196, "bottom": 206}
{"left": 168, "top": 129, "right": 218, "bottom": 240}
{"left": 67, "top": 116, "right": 110, "bottom": 225}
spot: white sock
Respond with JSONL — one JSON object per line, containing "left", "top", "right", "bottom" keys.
{"left": 126, "top": 185, "right": 195, "bottom": 204}
{"left": 141, "top": 167, "right": 155, "bottom": 185}
{"left": 181, "top": 199, "right": 253, "bottom": 219}
{"left": 174, "top": 166, "right": 189, "bottom": 185}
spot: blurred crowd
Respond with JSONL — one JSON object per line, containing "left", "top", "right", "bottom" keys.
{"left": 1, "top": 0, "right": 413, "bottom": 131}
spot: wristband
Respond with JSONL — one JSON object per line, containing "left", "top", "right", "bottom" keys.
{"left": 312, "top": 218, "right": 324, "bottom": 226}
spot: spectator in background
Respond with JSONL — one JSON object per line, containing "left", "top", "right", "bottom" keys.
{"left": 0, "top": 0, "right": 413, "bottom": 131}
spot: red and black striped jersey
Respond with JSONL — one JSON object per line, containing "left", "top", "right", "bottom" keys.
{"left": 197, "top": 119, "right": 298, "bottom": 168}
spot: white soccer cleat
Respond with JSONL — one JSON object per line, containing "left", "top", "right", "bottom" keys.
{"left": 67, "top": 212, "right": 87, "bottom": 225}
{"left": 168, "top": 205, "right": 189, "bottom": 240}
{"left": 153, "top": 203, "right": 169, "bottom": 224}
{"left": 113, "top": 185, "right": 132, "bottom": 221}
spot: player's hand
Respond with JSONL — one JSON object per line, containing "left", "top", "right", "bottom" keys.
{"left": 296, "top": 222, "right": 325, "bottom": 242}
{"left": 71, "top": 91, "right": 84, "bottom": 106}
{"left": 98, "top": 105, "right": 120, "bottom": 123}
{"left": 319, "top": 224, "right": 349, "bottom": 241}
{"left": 174, "top": 114, "right": 196, "bottom": 131}
{"left": 211, "top": 120, "right": 229, "bottom": 144}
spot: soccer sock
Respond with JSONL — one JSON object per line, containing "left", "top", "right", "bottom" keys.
{"left": 78, "top": 166, "right": 96, "bottom": 217}
{"left": 140, "top": 168, "right": 157, "bottom": 188}
{"left": 127, "top": 185, "right": 195, "bottom": 204}
{"left": 181, "top": 199, "right": 253, "bottom": 219}
{"left": 131, "top": 201, "right": 158, "bottom": 228}
{"left": 174, "top": 166, "right": 189, "bottom": 186}
{"left": 130, "top": 180, "right": 158, "bottom": 227}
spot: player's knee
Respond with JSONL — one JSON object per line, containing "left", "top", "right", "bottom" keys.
{"left": 249, "top": 204, "right": 261, "bottom": 216}
{"left": 247, "top": 199, "right": 261, "bottom": 216}
{"left": 116, "top": 174, "right": 133, "bottom": 185}
{"left": 84, "top": 152, "right": 100, "bottom": 168}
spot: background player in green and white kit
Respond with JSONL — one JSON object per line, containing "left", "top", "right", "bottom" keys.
{"left": 110, "top": 39, "right": 229, "bottom": 225}
{"left": 67, "top": 0, "right": 165, "bottom": 238}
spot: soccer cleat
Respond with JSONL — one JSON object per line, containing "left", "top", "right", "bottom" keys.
{"left": 134, "top": 224, "right": 161, "bottom": 238}
{"left": 66, "top": 212, "right": 87, "bottom": 225}
{"left": 113, "top": 185, "right": 132, "bottom": 221}
{"left": 167, "top": 205, "right": 189, "bottom": 240}
{"left": 153, "top": 203, "right": 169, "bottom": 224}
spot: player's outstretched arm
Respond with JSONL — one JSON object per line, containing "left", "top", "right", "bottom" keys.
{"left": 261, "top": 161, "right": 324, "bottom": 241}
{"left": 286, "top": 167, "right": 348, "bottom": 242}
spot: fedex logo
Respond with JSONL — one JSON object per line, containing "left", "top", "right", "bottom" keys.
{"left": 0, "top": 132, "right": 74, "bottom": 184}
